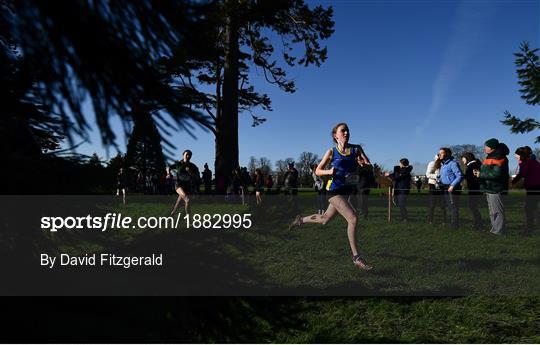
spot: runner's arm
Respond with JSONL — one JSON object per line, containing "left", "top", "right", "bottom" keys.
{"left": 315, "top": 149, "right": 334, "bottom": 177}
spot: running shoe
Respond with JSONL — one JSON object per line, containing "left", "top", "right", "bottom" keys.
{"left": 288, "top": 215, "right": 303, "bottom": 230}
{"left": 352, "top": 255, "right": 373, "bottom": 271}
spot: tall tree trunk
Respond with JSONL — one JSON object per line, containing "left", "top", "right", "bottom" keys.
{"left": 215, "top": 10, "right": 239, "bottom": 181}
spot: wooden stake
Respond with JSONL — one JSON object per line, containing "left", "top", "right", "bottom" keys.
{"left": 387, "top": 186, "right": 391, "bottom": 222}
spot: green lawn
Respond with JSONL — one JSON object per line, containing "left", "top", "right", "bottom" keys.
{"left": 8, "top": 192, "right": 540, "bottom": 342}
{"left": 76, "top": 192, "right": 539, "bottom": 297}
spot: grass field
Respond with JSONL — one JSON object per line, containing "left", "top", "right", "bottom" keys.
{"left": 65, "top": 191, "right": 537, "bottom": 296}
{"left": 2, "top": 191, "right": 540, "bottom": 341}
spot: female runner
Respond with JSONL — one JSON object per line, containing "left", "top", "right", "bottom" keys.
{"left": 116, "top": 167, "right": 128, "bottom": 205}
{"left": 289, "top": 123, "right": 373, "bottom": 270}
{"left": 254, "top": 168, "right": 264, "bottom": 205}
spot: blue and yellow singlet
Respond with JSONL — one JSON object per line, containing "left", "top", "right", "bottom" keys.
{"left": 326, "top": 145, "right": 360, "bottom": 192}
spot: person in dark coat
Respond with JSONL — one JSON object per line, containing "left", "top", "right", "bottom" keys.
{"left": 355, "top": 156, "right": 375, "bottom": 220}
{"left": 473, "top": 138, "right": 510, "bottom": 235}
{"left": 170, "top": 149, "right": 199, "bottom": 215}
{"left": 283, "top": 162, "right": 299, "bottom": 196}
{"left": 283, "top": 162, "right": 299, "bottom": 211}
{"left": 202, "top": 163, "right": 212, "bottom": 194}
{"left": 461, "top": 152, "right": 483, "bottom": 230}
{"left": 512, "top": 146, "right": 540, "bottom": 234}
{"left": 415, "top": 178, "right": 422, "bottom": 192}
{"left": 265, "top": 175, "right": 274, "bottom": 194}
{"left": 386, "top": 158, "right": 413, "bottom": 222}
{"left": 426, "top": 154, "right": 446, "bottom": 226}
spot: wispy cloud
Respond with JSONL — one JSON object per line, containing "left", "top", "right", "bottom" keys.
{"left": 416, "top": 2, "right": 497, "bottom": 136}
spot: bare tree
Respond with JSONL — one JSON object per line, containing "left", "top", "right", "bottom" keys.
{"left": 258, "top": 157, "right": 273, "bottom": 177}
{"left": 297, "top": 151, "right": 319, "bottom": 187}
{"left": 446, "top": 144, "right": 484, "bottom": 162}
{"left": 247, "top": 156, "right": 257, "bottom": 176}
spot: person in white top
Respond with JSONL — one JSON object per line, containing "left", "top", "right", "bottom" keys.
{"left": 426, "top": 154, "right": 446, "bottom": 226}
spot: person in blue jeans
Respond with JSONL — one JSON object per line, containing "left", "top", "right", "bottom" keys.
{"left": 438, "top": 147, "right": 463, "bottom": 230}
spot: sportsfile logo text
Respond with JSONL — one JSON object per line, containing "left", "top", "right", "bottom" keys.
{"left": 40, "top": 213, "right": 182, "bottom": 232}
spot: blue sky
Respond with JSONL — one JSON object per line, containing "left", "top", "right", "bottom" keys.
{"left": 76, "top": 0, "right": 539, "bottom": 174}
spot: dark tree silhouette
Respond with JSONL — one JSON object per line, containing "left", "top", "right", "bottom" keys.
{"left": 501, "top": 42, "right": 540, "bottom": 143}
{"left": 165, "top": 0, "right": 334, "bottom": 178}
{"left": 86, "top": 153, "right": 103, "bottom": 168}
{"left": 124, "top": 112, "right": 166, "bottom": 180}
{"left": 107, "top": 153, "right": 125, "bottom": 171}
{"left": 2, "top": 0, "right": 212, "bottom": 151}
{"left": 0, "top": 33, "right": 65, "bottom": 158}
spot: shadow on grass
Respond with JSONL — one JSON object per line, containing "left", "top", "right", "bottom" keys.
{"left": 378, "top": 252, "right": 540, "bottom": 272}
{"left": 0, "top": 297, "right": 311, "bottom": 343}
{"left": 2, "top": 196, "right": 538, "bottom": 297}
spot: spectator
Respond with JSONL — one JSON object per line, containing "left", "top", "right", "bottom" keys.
{"left": 385, "top": 158, "right": 413, "bottom": 223}
{"left": 415, "top": 178, "right": 422, "bottom": 192}
{"left": 227, "top": 168, "right": 243, "bottom": 204}
{"left": 265, "top": 175, "right": 274, "bottom": 194}
{"left": 461, "top": 152, "right": 483, "bottom": 230}
{"left": 284, "top": 162, "right": 300, "bottom": 211}
{"left": 151, "top": 173, "right": 158, "bottom": 194}
{"left": 202, "top": 163, "right": 212, "bottom": 194}
{"left": 165, "top": 166, "right": 175, "bottom": 194}
{"left": 136, "top": 171, "right": 144, "bottom": 193}
{"left": 439, "top": 147, "right": 463, "bottom": 230}
{"left": 283, "top": 162, "right": 299, "bottom": 196}
{"left": 240, "top": 167, "right": 252, "bottom": 201}
{"left": 311, "top": 163, "right": 326, "bottom": 215}
{"left": 426, "top": 154, "right": 446, "bottom": 226}
{"left": 116, "top": 168, "right": 128, "bottom": 204}
{"left": 355, "top": 157, "right": 374, "bottom": 220}
{"left": 473, "top": 138, "right": 510, "bottom": 235}
{"left": 254, "top": 168, "right": 264, "bottom": 205}
{"left": 512, "top": 146, "right": 540, "bottom": 234}
{"left": 145, "top": 174, "right": 153, "bottom": 194}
